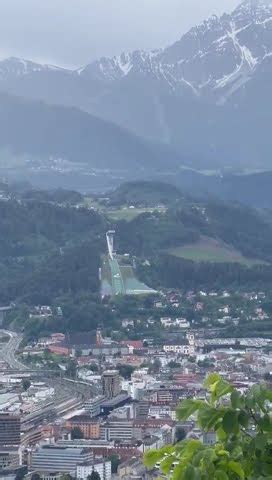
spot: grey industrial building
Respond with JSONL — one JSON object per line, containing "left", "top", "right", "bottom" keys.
{"left": 31, "top": 445, "right": 93, "bottom": 475}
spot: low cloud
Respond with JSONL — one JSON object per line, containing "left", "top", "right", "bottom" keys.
{"left": 0, "top": 0, "right": 239, "bottom": 67}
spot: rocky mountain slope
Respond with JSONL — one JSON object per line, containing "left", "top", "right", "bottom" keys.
{"left": 0, "top": 0, "right": 272, "bottom": 168}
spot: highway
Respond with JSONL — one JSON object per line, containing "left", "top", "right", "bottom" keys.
{"left": 0, "top": 329, "right": 93, "bottom": 439}
{"left": 0, "top": 328, "right": 102, "bottom": 447}
{"left": 0, "top": 329, "right": 26, "bottom": 370}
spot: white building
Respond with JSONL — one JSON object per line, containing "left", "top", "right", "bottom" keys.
{"left": 163, "top": 344, "right": 195, "bottom": 355}
{"left": 163, "top": 332, "right": 195, "bottom": 355}
{"left": 175, "top": 318, "right": 190, "bottom": 328}
{"left": 160, "top": 317, "right": 173, "bottom": 327}
{"left": 77, "top": 460, "right": 111, "bottom": 480}
{"left": 161, "top": 318, "right": 190, "bottom": 329}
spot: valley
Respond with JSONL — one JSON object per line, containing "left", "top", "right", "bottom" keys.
{"left": 2, "top": 2, "right": 272, "bottom": 478}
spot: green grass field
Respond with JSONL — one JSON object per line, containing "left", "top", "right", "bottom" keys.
{"left": 106, "top": 206, "right": 166, "bottom": 221}
{"left": 84, "top": 197, "right": 167, "bottom": 221}
{"left": 167, "top": 237, "right": 267, "bottom": 266}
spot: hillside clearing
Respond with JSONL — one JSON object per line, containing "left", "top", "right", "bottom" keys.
{"left": 106, "top": 207, "right": 166, "bottom": 221}
{"left": 167, "top": 237, "right": 268, "bottom": 266}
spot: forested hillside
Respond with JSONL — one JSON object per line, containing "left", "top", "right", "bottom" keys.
{"left": 0, "top": 199, "right": 106, "bottom": 305}
{"left": 2, "top": 183, "right": 272, "bottom": 311}
{"left": 105, "top": 181, "right": 184, "bottom": 207}
{"left": 114, "top": 201, "right": 272, "bottom": 263}
{"left": 0, "top": 92, "right": 181, "bottom": 171}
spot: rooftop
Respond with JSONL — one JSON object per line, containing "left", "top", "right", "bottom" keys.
{"left": 101, "top": 394, "right": 130, "bottom": 408}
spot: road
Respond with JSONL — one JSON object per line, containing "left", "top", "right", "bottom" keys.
{"left": 0, "top": 329, "right": 98, "bottom": 440}
{"left": 0, "top": 329, "right": 26, "bottom": 370}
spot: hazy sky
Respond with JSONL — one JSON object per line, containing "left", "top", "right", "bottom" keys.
{"left": 0, "top": 0, "right": 239, "bottom": 68}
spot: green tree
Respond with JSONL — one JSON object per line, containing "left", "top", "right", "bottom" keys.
{"left": 22, "top": 378, "right": 31, "bottom": 391}
{"left": 87, "top": 471, "right": 101, "bottom": 480}
{"left": 66, "top": 359, "right": 77, "bottom": 379}
{"left": 89, "top": 363, "right": 99, "bottom": 372}
{"left": 71, "top": 426, "right": 83, "bottom": 439}
{"left": 117, "top": 364, "right": 135, "bottom": 380}
{"left": 175, "top": 426, "right": 186, "bottom": 443}
{"left": 59, "top": 475, "right": 73, "bottom": 480}
{"left": 168, "top": 360, "right": 182, "bottom": 369}
{"left": 108, "top": 454, "right": 120, "bottom": 474}
{"left": 145, "top": 373, "right": 272, "bottom": 479}
{"left": 31, "top": 474, "right": 41, "bottom": 480}
{"left": 148, "top": 358, "right": 161, "bottom": 374}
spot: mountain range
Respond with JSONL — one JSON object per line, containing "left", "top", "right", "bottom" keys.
{"left": 0, "top": 92, "right": 182, "bottom": 171}
{"left": 0, "top": 0, "right": 272, "bottom": 175}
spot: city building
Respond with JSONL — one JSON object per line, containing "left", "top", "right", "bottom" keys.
{"left": 101, "top": 420, "right": 134, "bottom": 442}
{"left": 31, "top": 445, "right": 93, "bottom": 475}
{"left": 0, "top": 448, "right": 20, "bottom": 469}
{"left": 100, "top": 394, "right": 131, "bottom": 416}
{"left": 0, "top": 414, "right": 21, "bottom": 447}
{"left": 0, "top": 395, "right": 20, "bottom": 413}
{"left": 66, "top": 416, "right": 101, "bottom": 439}
{"left": 77, "top": 460, "right": 111, "bottom": 480}
{"left": 163, "top": 341, "right": 195, "bottom": 355}
{"left": 84, "top": 395, "right": 106, "bottom": 418}
{"left": 117, "top": 457, "right": 147, "bottom": 479}
{"left": 102, "top": 370, "right": 121, "bottom": 399}
{"left": 56, "top": 331, "right": 129, "bottom": 357}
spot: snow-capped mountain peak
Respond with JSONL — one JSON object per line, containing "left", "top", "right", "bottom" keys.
{"left": 2, "top": 0, "right": 271, "bottom": 100}
{"left": 0, "top": 57, "right": 66, "bottom": 80}
{"left": 77, "top": 49, "right": 163, "bottom": 81}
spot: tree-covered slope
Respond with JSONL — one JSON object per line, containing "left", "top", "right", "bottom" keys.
{"left": 103, "top": 181, "right": 184, "bottom": 207}
{"left": 0, "top": 93, "right": 182, "bottom": 171}
{"left": 2, "top": 184, "right": 272, "bottom": 306}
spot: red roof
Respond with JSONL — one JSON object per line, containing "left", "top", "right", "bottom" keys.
{"left": 121, "top": 340, "right": 143, "bottom": 349}
{"left": 91, "top": 446, "right": 141, "bottom": 460}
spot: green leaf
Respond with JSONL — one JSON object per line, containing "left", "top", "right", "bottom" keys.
{"left": 227, "top": 461, "right": 245, "bottom": 480}
{"left": 215, "top": 470, "right": 229, "bottom": 480}
{"left": 251, "top": 384, "right": 262, "bottom": 400}
{"left": 259, "top": 414, "right": 272, "bottom": 432}
{"left": 160, "top": 455, "right": 174, "bottom": 474}
{"left": 191, "top": 451, "right": 206, "bottom": 468}
{"left": 201, "top": 448, "right": 217, "bottom": 464}
{"left": 184, "top": 439, "right": 203, "bottom": 456}
{"left": 212, "top": 379, "right": 233, "bottom": 401}
{"left": 245, "top": 395, "right": 255, "bottom": 409}
{"left": 172, "top": 462, "right": 185, "bottom": 480}
{"left": 184, "top": 465, "right": 198, "bottom": 480}
{"left": 198, "top": 405, "right": 225, "bottom": 431}
{"left": 255, "top": 433, "right": 267, "bottom": 451}
{"left": 216, "top": 427, "right": 227, "bottom": 441}
{"left": 231, "top": 390, "right": 242, "bottom": 409}
{"left": 176, "top": 399, "right": 203, "bottom": 420}
{"left": 238, "top": 410, "right": 249, "bottom": 429}
{"left": 144, "top": 449, "right": 165, "bottom": 468}
{"left": 222, "top": 410, "right": 239, "bottom": 435}
{"left": 262, "top": 464, "right": 272, "bottom": 476}
{"left": 204, "top": 373, "right": 221, "bottom": 388}
{"left": 216, "top": 449, "right": 230, "bottom": 457}
{"left": 263, "top": 388, "right": 272, "bottom": 402}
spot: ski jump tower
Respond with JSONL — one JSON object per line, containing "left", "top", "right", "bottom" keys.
{"left": 106, "top": 230, "right": 115, "bottom": 260}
